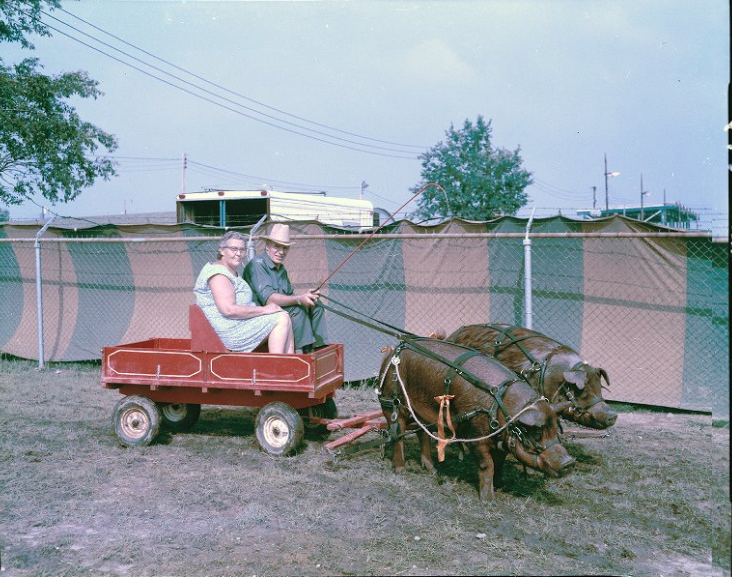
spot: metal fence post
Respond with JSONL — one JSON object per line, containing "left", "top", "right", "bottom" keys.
{"left": 247, "top": 215, "right": 268, "bottom": 263}
{"left": 34, "top": 214, "right": 56, "bottom": 369}
{"left": 523, "top": 208, "right": 536, "bottom": 329}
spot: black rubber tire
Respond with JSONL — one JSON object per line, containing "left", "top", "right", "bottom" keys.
{"left": 299, "top": 397, "right": 338, "bottom": 439}
{"left": 113, "top": 395, "right": 161, "bottom": 447}
{"left": 158, "top": 403, "right": 201, "bottom": 432}
{"left": 255, "top": 402, "right": 304, "bottom": 456}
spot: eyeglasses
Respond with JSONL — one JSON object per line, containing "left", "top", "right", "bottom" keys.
{"left": 223, "top": 246, "right": 246, "bottom": 254}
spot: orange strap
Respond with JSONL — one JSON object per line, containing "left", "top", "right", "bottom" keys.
{"left": 434, "top": 394, "right": 456, "bottom": 462}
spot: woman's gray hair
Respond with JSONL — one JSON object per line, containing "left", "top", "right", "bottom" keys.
{"left": 216, "top": 231, "right": 247, "bottom": 259}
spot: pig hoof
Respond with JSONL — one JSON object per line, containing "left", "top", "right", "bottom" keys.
{"left": 394, "top": 466, "right": 405, "bottom": 475}
{"left": 479, "top": 484, "right": 496, "bottom": 503}
{"left": 479, "top": 493, "right": 496, "bottom": 504}
{"left": 421, "top": 460, "right": 436, "bottom": 474}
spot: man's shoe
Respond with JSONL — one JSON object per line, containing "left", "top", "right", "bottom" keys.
{"left": 301, "top": 344, "right": 313, "bottom": 354}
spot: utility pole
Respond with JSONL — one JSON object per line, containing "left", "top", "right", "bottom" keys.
{"left": 640, "top": 174, "right": 650, "bottom": 220}
{"left": 662, "top": 188, "right": 666, "bottom": 225}
{"left": 360, "top": 180, "right": 369, "bottom": 201}
{"left": 592, "top": 186, "right": 597, "bottom": 210}
{"left": 181, "top": 153, "right": 187, "bottom": 194}
{"left": 604, "top": 154, "right": 620, "bottom": 213}
{"left": 604, "top": 154, "right": 609, "bottom": 212}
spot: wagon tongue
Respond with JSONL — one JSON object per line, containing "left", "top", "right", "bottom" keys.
{"left": 326, "top": 431, "right": 391, "bottom": 462}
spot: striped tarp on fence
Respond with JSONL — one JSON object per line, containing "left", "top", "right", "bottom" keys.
{"left": 0, "top": 216, "right": 728, "bottom": 417}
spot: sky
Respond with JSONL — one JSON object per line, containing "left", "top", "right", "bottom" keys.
{"left": 3, "top": 0, "right": 730, "bottom": 235}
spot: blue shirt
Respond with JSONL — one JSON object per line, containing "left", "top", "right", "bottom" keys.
{"left": 243, "top": 253, "right": 293, "bottom": 306}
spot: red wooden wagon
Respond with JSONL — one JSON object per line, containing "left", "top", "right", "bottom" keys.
{"left": 102, "top": 305, "right": 363, "bottom": 455}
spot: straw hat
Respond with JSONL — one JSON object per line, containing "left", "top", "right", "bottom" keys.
{"left": 260, "top": 223, "right": 294, "bottom": 247}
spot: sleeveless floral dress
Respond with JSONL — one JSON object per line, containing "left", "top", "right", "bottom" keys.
{"left": 193, "top": 262, "right": 283, "bottom": 352}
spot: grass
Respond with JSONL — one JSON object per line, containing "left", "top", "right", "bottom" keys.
{"left": 0, "top": 357, "right": 729, "bottom": 576}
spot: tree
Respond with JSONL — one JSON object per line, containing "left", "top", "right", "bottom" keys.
{"left": 0, "top": 0, "right": 117, "bottom": 207}
{"left": 411, "top": 116, "right": 532, "bottom": 222}
{"left": 0, "top": 206, "right": 8, "bottom": 222}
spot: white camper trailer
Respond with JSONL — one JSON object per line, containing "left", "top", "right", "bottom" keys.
{"left": 176, "top": 189, "right": 375, "bottom": 229}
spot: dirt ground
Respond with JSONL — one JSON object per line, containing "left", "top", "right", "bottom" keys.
{"left": 0, "top": 360, "right": 729, "bottom": 576}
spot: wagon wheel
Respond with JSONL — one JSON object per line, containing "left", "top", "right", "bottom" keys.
{"left": 113, "top": 395, "right": 161, "bottom": 447}
{"left": 299, "top": 397, "right": 338, "bottom": 439}
{"left": 158, "top": 403, "right": 201, "bottom": 432}
{"left": 255, "top": 402, "right": 305, "bottom": 456}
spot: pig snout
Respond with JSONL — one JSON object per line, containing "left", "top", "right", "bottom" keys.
{"left": 579, "top": 402, "right": 618, "bottom": 429}
{"left": 601, "top": 409, "right": 618, "bottom": 427}
{"left": 538, "top": 446, "right": 575, "bottom": 478}
{"left": 558, "top": 453, "right": 576, "bottom": 473}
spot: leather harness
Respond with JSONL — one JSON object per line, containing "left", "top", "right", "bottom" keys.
{"left": 378, "top": 338, "right": 560, "bottom": 462}
{"left": 464, "top": 324, "right": 605, "bottom": 418}
{"left": 316, "top": 298, "right": 561, "bottom": 460}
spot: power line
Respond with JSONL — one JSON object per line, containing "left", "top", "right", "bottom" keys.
{"left": 35, "top": 8, "right": 422, "bottom": 159}
{"left": 530, "top": 179, "right": 593, "bottom": 201}
{"left": 187, "top": 160, "right": 360, "bottom": 192}
{"left": 91, "top": 153, "right": 387, "bottom": 199}
{"left": 58, "top": 6, "right": 427, "bottom": 151}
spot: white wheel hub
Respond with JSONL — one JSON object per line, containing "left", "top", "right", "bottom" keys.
{"left": 120, "top": 407, "right": 150, "bottom": 440}
{"left": 161, "top": 404, "right": 186, "bottom": 422}
{"left": 262, "top": 415, "right": 291, "bottom": 449}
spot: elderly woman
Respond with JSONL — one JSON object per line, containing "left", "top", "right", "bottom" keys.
{"left": 194, "top": 231, "right": 294, "bottom": 354}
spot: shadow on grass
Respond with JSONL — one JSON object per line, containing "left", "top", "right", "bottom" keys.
{"left": 156, "top": 406, "right": 258, "bottom": 446}
{"left": 393, "top": 439, "right": 565, "bottom": 502}
{"left": 563, "top": 441, "right": 606, "bottom": 467}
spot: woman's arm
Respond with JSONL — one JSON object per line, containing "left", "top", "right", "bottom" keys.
{"left": 209, "top": 274, "right": 283, "bottom": 319}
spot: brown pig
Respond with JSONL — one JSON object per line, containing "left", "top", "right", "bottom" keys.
{"left": 377, "top": 338, "right": 574, "bottom": 502}
{"left": 446, "top": 324, "right": 617, "bottom": 429}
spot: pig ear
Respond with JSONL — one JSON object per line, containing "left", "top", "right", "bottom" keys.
{"left": 517, "top": 408, "right": 547, "bottom": 428}
{"left": 428, "top": 328, "right": 446, "bottom": 340}
{"left": 563, "top": 370, "right": 586, "bottom": 390}
{"left": 598, "top": 368, "right": 610, "bottom": 390}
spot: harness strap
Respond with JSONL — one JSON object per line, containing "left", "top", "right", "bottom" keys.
{"left": 483, "top": 325, "right": 543, "bottom": 364}
{"left": 443, "top": 350, "right": 484, "bottom": 396}
{"left": 396, "top": 339, "right": 524, "bottom": 435}
{"left": 537, "top": 360, "right": 548, "bottom": 396}
{"left": 486, "top": 376, "right": 522, "bottom": 429}
{"left": 468, "top": 325, "right": 555, "bottom": 396}
{"left": 399, "top": 338, "right": 494, "bottom": 395}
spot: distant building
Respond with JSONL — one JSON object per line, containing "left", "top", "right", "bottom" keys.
{"left": 576, "top": 203, "right": 699, "bottom": 229}
{"left": 176, "top": 189, "right": 375, "bottom": 230}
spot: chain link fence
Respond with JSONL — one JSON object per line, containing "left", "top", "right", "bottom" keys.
{"left": 0, "top": 218, "right": 727, "bottom": 418}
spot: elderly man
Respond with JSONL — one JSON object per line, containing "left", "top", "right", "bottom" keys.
{"left": 243, "top": 223, "right": 328, "bottom": 353}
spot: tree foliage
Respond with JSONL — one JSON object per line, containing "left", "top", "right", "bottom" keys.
{"left": 0, "top": 0, "right": 117, "bottom": 207}
{"left": 411, "top": 116, "right": 532, "bottom": 222}
{"left": 0, "top": 0, "right": 56, "bottom": 48}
